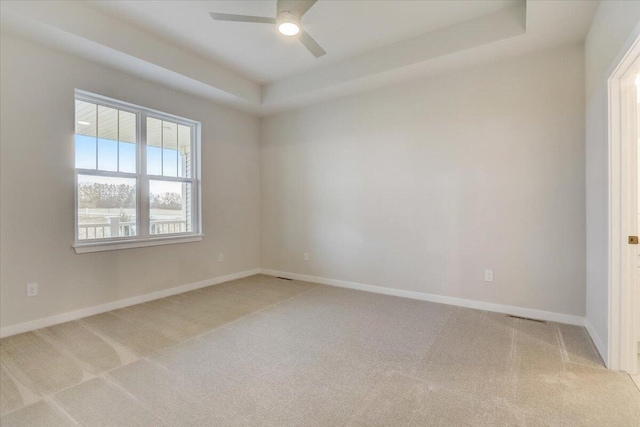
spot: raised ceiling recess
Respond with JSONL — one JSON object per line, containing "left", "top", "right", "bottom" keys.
{"left": 0, "top": 1, "right": 599, "bottom": 115}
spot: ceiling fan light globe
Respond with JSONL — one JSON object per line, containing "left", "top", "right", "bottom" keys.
{"left": 278, "top": 22, "right": 300, "bottom": 36}
{"left": 277, "top": 12, "right": 301, "bottom": 36}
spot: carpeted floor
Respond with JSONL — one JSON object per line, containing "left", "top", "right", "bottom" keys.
{"left": 1, "top": 274, "right": 638, "bottom": 426}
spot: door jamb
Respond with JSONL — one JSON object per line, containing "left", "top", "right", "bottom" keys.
{"left": 608, "top": 33, "right": 640, "bottom": 373}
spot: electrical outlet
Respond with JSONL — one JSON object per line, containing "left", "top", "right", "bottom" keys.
{"left": 303, "top": 252, "right": 309, "bottom": 261}
{"left": 27, "top": 283, "right": 38, "bottom": 297}
{"left": 218, "top": 253, "right": 224, "bottom": 262}
{"left": 484, "top": 270, "right": 494, "bottom": 282}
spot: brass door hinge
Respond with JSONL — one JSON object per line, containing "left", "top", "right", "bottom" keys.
{"left": 629, "top": 236, "right": 639, "bottom": 244}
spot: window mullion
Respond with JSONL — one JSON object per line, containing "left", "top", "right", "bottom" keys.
{"left": 190, "top": 130, "right": 195, "bottom": 235}
{"left": 94, "top": 104, "right": 98, "bottom": 169}
{"left": 75, "top": 169, "right": 136, "bottom": 179}
{"left": 117, "top": 110, "right": 120, "bottom": 172}
{"left": 139, "top": 112, "right": 149, "bottom": 239}
{"left": 194, "top": 124, "right": 200, "bottom": 234}
{"left": 74, "top": 171, "right": 79, "bottom": 244}
{"left": 145, "top": 175, "right": 193, "bottom": 183}
{"left": 161, "top": 120, "right": 164, "bottom": 176}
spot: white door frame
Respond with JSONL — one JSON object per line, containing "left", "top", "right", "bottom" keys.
{"left": 608, "top": 33, "right": 640, "bottom": 374}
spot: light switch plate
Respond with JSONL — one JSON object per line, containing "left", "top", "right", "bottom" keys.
{"left": 484, "top": 270, "right": 494, "bottom": 282}
{"left": 27, "top": 283, "right": 38, "bottom": 297}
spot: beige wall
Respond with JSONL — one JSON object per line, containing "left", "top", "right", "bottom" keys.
{"left": 585, "top": 1, "right": 640, "bottom": 360}
{"left": 0, "top": 35, "right": 261, "bottom": 328}
{"left": 261, "top": 44, "right": 586, "bottom": 317}
{"left": 0, "top": 32, "right": 595, "bottom": 329}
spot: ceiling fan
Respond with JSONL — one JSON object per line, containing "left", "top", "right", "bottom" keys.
{"left": 210, "top": 0, "right": 326, "bottom": 58}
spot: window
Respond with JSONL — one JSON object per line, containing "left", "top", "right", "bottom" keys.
{"left": 74, "top": 90, "right": 201, "bottom": 253}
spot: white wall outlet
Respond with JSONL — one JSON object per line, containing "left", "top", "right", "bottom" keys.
{"left": 303, "top": 252, "right": 309, "bottom": 261}
{"left": 27, "top": 283, "right": 38, "bottom": 297}
{"left": 218, "top": 253, "right": 224, "bottom": 262}
{"left": 484, "top": 270, "right": 494, "bottom": 282}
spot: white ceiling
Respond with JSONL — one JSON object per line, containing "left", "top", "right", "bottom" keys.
{"left": 88, "top": 0, "right": 520, "bottom": 84}
{"left": 0, "top": 0, "right": 600, "bottom": 115}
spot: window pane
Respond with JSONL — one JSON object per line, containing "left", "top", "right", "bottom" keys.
{"left": 75, "top": 100, "right": 96, "bottom": 137}
{"left": 150, "top": 180, "right": 192, "bottom": 235}
{"left": 178, "top": 125, "right": 192, "bottom": 178}
{"left": 75, "top": 101, "right": 96, "bottom": 169}
{"left": 97, "top": 106, "right": 118, "bottom": 171}
{"left": 77, "top": 175, "right": 137, "bottom": 240}
{"left": 98, "top": 105, "right": 118, "bottom": 140}
{"left": 146, "top": 118, "right": 183, "bottom": 177}
{"left": 97, "top": 138, "right": 118, "bottom": 171}
{"left": 162, "top": 121, "right": 178, "bottom": 177}
{"left": 119, "top": 110, "right": 136, "bottom": 173}
{"left": 147, "top": 117, "right": 162, "bottom": 176}
{"left": 75, "top": 134, "right": 96, "bottom": 169}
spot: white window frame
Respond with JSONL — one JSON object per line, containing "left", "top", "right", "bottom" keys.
{"left": 73, "top": 90, "right": 203, "bottom": 253}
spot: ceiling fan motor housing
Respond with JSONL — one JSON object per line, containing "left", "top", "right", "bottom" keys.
{"left": 277, "top": 12, "right": 302, "bottom": 36}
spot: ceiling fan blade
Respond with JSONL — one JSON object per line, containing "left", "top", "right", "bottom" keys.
{"left": 277, "top": 0, "right": 296, "bottom": 15}
{"left": 299, "top": 31, "right": 326, "bottom": 58}
{"left": 295, "top": 0, "right": 318, "bottom": 18}
{"left": 277, "top": 0, "right": 317, "bottom": 17}
{"left": 209, "top": 12, "right": 276, "bottom": 24}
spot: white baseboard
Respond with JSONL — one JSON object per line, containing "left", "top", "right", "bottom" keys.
{"left": 0, "top": 267, "right": 590, "bottom": 339}
{"left": 0, "top": 268, "right": 261, "bottom": 339}
{"left": 261, "top": 269, "right": 586, "bottom": 326}
{"left": 584, "top": 318, "right": 608, "bottom": 367}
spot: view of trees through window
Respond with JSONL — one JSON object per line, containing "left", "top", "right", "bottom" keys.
{"left": 78, "top": 182, "right": 183, "bottom": 211}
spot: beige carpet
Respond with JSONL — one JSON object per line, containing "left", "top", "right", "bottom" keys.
{"left": 0, "top": 274, "right": 638, "bottom": 426}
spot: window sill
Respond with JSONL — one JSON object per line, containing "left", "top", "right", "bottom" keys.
{"left": 73, "top": 234, "right": 204, "bottom": 254}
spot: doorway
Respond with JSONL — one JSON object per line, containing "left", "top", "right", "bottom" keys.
{"left": 608, "top": 34, "right": 640, "bottom": 374}
{"left": 636, "top": 73, "right": 640, "bottom": 380}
